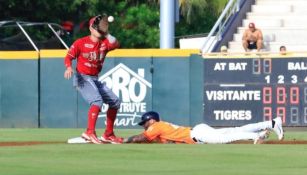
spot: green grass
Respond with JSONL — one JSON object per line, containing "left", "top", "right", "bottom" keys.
{"left": 0, "top": 129, "right": 307, "bottom": 175}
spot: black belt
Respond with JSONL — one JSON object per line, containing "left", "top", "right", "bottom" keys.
{"left": 192, "top": 137, "right": 198, "bottom": 142}
{"left": 191, "top": 128, "right": 199, "bottom": 143}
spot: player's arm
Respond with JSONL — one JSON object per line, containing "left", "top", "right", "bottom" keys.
{"left": 105, "top": 33, "right": 120, "bottom": 50}
{"left": 123, "top": 133, "right": 149, "bottom": 143}
{"left": 98, "top": 17, "right": 120, "bottom": 50}
{"left": 64, "top": 42, "right": 78, "bottom": 79}
{"left": 64, "top": 55, "right": 74, "bottom": 79}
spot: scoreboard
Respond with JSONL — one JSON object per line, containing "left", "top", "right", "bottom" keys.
{"left": 203, "top": 57, "right": 307, "bottom": 126}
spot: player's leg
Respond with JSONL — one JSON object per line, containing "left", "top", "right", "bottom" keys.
{"left": 216, "top": 120, "right": 272, "bottom": 134}
{"left": 191, "top": 124, "right": 267, "bottom": 144}
{"left": 95, "top": 80, "right": 122, "bottom": 143}
{"left": 242, "top": 40, "right": 249, "bottom": 52}
{"left": 74, "top": 74, "right": 102, "bottom": 144}
{"left": 215, "top": 118, "right": 283, "bottom": 140}
{"left": 206, "top": 132, "right": 261, "bottom": 144}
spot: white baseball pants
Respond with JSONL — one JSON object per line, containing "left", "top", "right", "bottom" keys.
{"left": 190, "top": 120, "right": 272, "bottom": 144}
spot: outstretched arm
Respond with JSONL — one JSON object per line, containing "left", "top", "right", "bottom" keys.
{"left": 123, "top": 133, "right": 149, "bottom": 143}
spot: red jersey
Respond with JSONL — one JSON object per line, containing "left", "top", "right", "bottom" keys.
{"left": 64, "top": 35, "right": 119, "bottom": 76}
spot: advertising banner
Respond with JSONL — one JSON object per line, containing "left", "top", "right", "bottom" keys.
{"left": 97, "top": 62, "right": 152, "bottom": 128}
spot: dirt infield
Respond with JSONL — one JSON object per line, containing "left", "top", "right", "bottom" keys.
{"left": 1, "top": 140, "right": 307, "bottom": 146}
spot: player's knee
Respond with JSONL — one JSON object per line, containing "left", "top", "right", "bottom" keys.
{"left": 109, "top": 98, "right": 121, "bottom": 109}
{"left": 91, "top": 98, "right": 103, "bottom": 108}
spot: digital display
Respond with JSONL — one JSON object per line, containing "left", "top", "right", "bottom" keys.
{"left": 204, "top": 58, "right": 307, "bottom": 126}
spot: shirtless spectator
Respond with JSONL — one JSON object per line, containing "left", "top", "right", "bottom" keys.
{"left": 242, "top": 22, "right": 263, "bottom": 52}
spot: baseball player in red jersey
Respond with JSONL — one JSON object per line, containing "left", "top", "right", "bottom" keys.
{"left": 64, "top": 14, "right": 122, "bottom": 144}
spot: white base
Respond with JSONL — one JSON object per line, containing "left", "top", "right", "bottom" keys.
{"left": 67, "top": 137, "right": 91, "bottom": 144}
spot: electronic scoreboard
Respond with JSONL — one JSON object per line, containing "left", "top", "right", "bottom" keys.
{"left": 203, "top": 57, "right": 307, "bottom": 126}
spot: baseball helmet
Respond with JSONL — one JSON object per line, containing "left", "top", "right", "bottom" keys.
{"left": 138, "top": 111, "right": 160, "bottom": 126}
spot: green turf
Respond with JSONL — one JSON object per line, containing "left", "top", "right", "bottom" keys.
{"left": 0, "top": 129, "right": 307, "bottom": 175}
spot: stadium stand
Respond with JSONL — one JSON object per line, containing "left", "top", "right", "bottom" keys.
{"left": 0, "top": 21, "right": 69, "bottom": 51}
{"left": 228, "top": 0, "right": 307, "bottom": 52}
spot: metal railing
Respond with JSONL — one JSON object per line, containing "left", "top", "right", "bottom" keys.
{"left": 202, "top": 50, "right": 307, "bottom": 59}
{"left": 200, "top": 0, "right": 241, "bottom": 54}
{"left": 0, "top": 20, "right": 69, "bottom": 51}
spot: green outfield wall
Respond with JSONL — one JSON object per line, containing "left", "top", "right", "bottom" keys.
{"left": 0, "top": 51, "right": 39, "bottom": 127}
{"left": 0, "top": 49, "right": 202, "bottom": 128}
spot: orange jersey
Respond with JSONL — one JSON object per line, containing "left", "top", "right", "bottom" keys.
{"left": 143, "top": 121, "right": 195, "bottom": 144}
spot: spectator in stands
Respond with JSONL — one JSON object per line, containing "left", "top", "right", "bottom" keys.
{"left": 61, "top": 21, "right": 74, "bottom": 35}
{"left": 220, "top": 45, "right": 228, "bottom": 55}
{"left": 279, "top": 45, "right": 287, "bottom": 55}
{"left": 242, "top": 22, "right": 263, "bottom": 52}
{"left": 220, "top": 45, "right": 228, "bottom": 52}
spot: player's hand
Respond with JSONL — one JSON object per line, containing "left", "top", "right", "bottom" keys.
{"left": 122, "top": 138, "right": 129, "bottom": 143}
{"left": 64, "top": 67, "right": 74, "bottom": 79}
{"left": 98, "top": 18, "right": 109, "bottom": 35}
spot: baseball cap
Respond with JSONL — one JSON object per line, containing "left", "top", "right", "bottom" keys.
{"left": 220, "top": 45, "right": 227, "bottom": 52}
{"left": 89, "top": 16, "right": 96, "bottom": 27}
{"left": 248, "top": 22, "right": 255, "bottom": 28}
{"left": 61, "top": 21, "right": 74, "bottom": 32}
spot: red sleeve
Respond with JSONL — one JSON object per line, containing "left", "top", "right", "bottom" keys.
{"left": 64, "top": 40, "right": 80, "bottom": 68}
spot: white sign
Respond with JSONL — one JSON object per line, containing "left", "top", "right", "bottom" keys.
{"left": 214, "top": 110, "right": 252, "bottom": 120}
{"left": 98, "top": 63, "right": 152, "bottom": 126}
{"left": 213, "top": 62, "right": 247, "bottom": 71}
{"left": 206, "top": 90, "right": 261, "bottom": 101}
{"left": 288, "top": 62, "right": 307, "bottom": 70}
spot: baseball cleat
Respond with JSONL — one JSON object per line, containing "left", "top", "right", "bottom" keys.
{"left": 81, "top": 132, "right": 102, "bottom": 144}
{"left": 101, "top": 134, "right": 123, "bottom": 144}
{"left": 272, "top": 117, "right": 284, "bottom": 140}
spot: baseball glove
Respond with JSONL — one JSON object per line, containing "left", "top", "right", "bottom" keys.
{"left": 92, "top": 14, "right": 109, "bottom": 35}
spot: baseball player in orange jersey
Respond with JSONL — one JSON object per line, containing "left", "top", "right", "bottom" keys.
{"left": 64, "top": 14, "right": 122, "bottom": 144}
{"left": 123, "top": 111, "right": 284, "bottom": 144}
